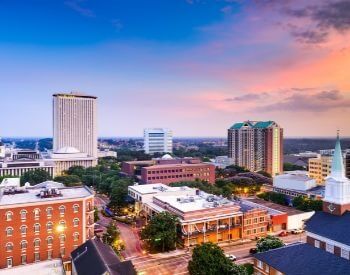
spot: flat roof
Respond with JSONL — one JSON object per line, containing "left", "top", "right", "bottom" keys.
{"left": 0, "top": 186, "right": 93, "bottom": 206}
{"left": 154, "top": 192, "right": 237, "bottom": 213}
{"left": 144, "top": 163, "right": 214, "bottom": 169}
{"left": 245, "top": 198, "right": 304, "bottom": 216}
{"left": 128, "top": 183, "right": 192, "bottom": 195}
{"left": 53, "top": 92, "right": 97, "bottom": 99}
{"left": 0, "top": 259, "right": 64, "bottom": 275}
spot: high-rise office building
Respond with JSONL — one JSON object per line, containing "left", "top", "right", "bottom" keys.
{"left": 143, "top": 128, "right": 173, "bottom": 154}
{"left": 228, "top": 121, "right": 283, "bottom": 176}
{"left": 53, "top": 93, "right": 97, "bottom": 158}
{"left": 346, "top": 151, "right": 350, "bottom": 179}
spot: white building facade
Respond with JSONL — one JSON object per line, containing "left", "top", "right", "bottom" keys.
{"left": 143, "top": 128, "right": 173, "bottom": 154}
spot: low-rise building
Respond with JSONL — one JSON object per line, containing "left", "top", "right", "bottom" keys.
{"left": 211, "top": 156, "right": 234, "bottom": 169}
{"left": 0, "top": 181, "right": 94, "bottom": 270}
{"left": 308, "top": 155, "right": 332, "bottom": 185}
{"left": 128, "top": 184, "right": 269, "bottom": 247}
{"left": 0, "top": 259, "right": 65, "bottom": 275}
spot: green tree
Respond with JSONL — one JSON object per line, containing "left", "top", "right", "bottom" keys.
{"left": 141, "top": 212, "right": 179, "bottom": 253}
{"left": 292, "top": 196, "right": 323, "bottom": 211}
{"left": 283, "top": 162, "right": 306, "bottom": 171}
{"left": 256, "top": 236, "right": 284, "bottom": 253}
{"left": 188, "top": 243, "right": 247, "bottom": 275}
{"left": 20, "top": 169, "right": 52, "bottom": 185}
{"left": 66, "top": 166, "right": 86, "bottom": 178}
{"left": 54, "top": 175, "right": 81, "bottom": 186}
{"left": 102, "top": 222, "right": 124, "bottom": 254}
{"left": 94, "top": 207, "right": 100, "bottom": 222}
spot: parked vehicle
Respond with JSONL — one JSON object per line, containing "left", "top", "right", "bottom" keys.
{"left": 225, "top": 254, "right": 237, "bottom": 261}
{"left": 291, "top": 229, "right": 304, "bottom": 234}
{"left": 249, "top": 248, "right": 258, "bottom": 254}
{"left": 279, "top": 231, "right": 289, "bottom": 237}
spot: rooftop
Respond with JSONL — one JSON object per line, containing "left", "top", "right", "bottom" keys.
{"left": 275, "top": 173, "right": 314, "bottom": 182}
{"left": 144, "top": 162, "right": 214, "bottom": 169}
{"left": 129, "top": 183, "right": 193, "bottom": 195}
{"left": 0, "top": 184, "right": 93, "bottom": 206}
{"left": 306, "top": 211, "right": 350, "bottom": 246}
{"left": 0, "top": 259, "right": 64, "bottom": 275}
{"left": 254, "top": 243, "right": 350, "bottom": 275}
{"left": 229, "top": 120, "right": 277, "bottom": 130}
{"left": 53, "top": 92, "right": 97, "bottom": 99}
{"left": 71, "top": 238, "right": 135, "bottom": 275}
{"left": 243, "top": 198, "right": 305, "bottom": 216}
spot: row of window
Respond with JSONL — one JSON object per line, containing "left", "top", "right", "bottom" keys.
{"left": 5, "top": 233, "right": 80, "bottom": 252}
{"left": 315, "top": 240, "right": 350, "bottom": 260}
{"left": 147, "top": 174, "right": 210, "bottom": 181}
{"left": 244, "top": 217, "right": 265, "bottom": 225}
{"left": 5, "top": 204, "right": 81, "bottom": 221}
{"left": 6, "top": 219, "right": 80, "bottom": 236}
{"left": 245, "top": 227, "right": 265, "bottom": 235}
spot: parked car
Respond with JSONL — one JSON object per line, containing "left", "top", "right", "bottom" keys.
{"left": 249, "top": 248, "right": 258, "bottom": 254}
{"left": 225, "top": 254, "right": 237, "bottom": 261}
{"left": 279, "top": 231, "right": 289, "bottom": 237}
{"left": 291, "top": 229, "right": 304, "bottom": 234}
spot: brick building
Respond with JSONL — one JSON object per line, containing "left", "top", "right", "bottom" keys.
{"left": 122, "top": 156, "right": 215, "bottom": 185}
{"left": 0, "top": 181, "right": 94, "bottom": 270}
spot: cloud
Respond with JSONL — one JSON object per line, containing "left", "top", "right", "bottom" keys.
{"left": 224, "top": 92, "right": 267, "bottom": 101}
{"left": 111, "top": 19, "right": 123, "bottom": 32}
{"left": 64, "top": 0, "right": 95, "bottom": 17}
{"left": 258, "top": 90, "right": 350, "bottom": 112}
{"left": 290, "top": 29, "right": 328, "bottom": 44}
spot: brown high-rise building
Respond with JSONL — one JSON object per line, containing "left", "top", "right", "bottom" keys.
{"left": 228, "top": 121, "right": 283, "bottom": 176}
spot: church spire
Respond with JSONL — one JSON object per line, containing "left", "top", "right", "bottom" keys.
{"left": 329, "top": 131, "right": 345, "bottom": 180}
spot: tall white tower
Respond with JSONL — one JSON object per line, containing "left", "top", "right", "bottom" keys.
{"left": 143, "top": 128, "right": 173, "bottom": 155}
{"left": 323, "top": 133, "right": 350, "bottom": 215}
{"left": 0, "top": 137, "right": 5, "bottom": 158}
{"left": 53, "top": 93, "right": 98, "bottom": 158}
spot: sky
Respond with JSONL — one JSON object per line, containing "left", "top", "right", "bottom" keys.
{"left": 1, "top": 0, "right": 350, "bottom": 138}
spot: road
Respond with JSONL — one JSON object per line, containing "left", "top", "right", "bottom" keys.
{"left": 132, "top": 233, "right": 306, "bottom": 275}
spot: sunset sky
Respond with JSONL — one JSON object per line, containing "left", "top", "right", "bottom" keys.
{"left": 1, "top": 0, "right": 350, "bottom": 137}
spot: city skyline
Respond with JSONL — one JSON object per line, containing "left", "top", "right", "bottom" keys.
{"left": 1, "top": 0, "right": 350, "bottom": 137}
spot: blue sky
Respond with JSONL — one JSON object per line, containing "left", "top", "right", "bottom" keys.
{"left": 1, "top": 0, "right": 350, "bottom": 137}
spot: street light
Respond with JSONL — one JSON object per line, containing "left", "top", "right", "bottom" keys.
{"left": 56, "top": 224, "right": 65, "bottom": 233}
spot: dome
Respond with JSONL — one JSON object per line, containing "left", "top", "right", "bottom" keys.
{"left": 161, "top": 154, "right": 173, "bottom": 160}
{"left": 55, "top": 146, "right": 80, "bottom": 154}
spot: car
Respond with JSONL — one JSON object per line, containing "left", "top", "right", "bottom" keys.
{"left": 279, "top": 231, "right": 289, "bottom": 237}
{"left": 291, "top": 229, "right": 304, "bottom": 234}
{"left": 225, "top": 254, "right": 237, "bottom": 261}
{"left": 249, "top": 248, "right": 258, "bottom": 254}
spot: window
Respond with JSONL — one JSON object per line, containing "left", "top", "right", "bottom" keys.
{"left": 34, "top": 223, "right": 41, "bottom": 233}
{"left": 265, "top": 265, "right": 269, "bottom": 272}
{"left": 34, "top": 208, "right": 40, "bottom": 219}
{"left": 59, "top": 234, "right": 66, "bottom": 243}
{"left": 59, "top": 206, "right": 65, "bottom": 215}
{"left": 47, "top": 237, "right": 53, "bottom": 245}
{"left": 59, "top": 220, "right": 66, "bottom": 228}
{"left": 47, "top": 250, "right": 53, "bottom": 260}
{"left": 20, "top": 210, "right": 27, "bottom": 220}
{"left": 6, "top": 257, "right": 13, "bottom": 268}
{"left": 46, "top": 222, "right": 53, "bottom": 231}
{"left": 6, "top": 243, "right": 13, "bottom": 252}
{"left": 20, "top": 225, "right": 27, "bottom": 235}
{"left": 6, "top": 227, "right": 13, "bottom": 237}
{"left": 257, "top": 260, "right": 263, "bottom": 269}
{"left": 21, "top": 255, "right": 27, "bottom": 265}
{"left": 341, "top": 249, "right": 350, "bottom": 260}
{"left": 314, "top": 240, "right": 320, "bottom": 248}
{"left": 46, "top": 207, "right": 53, "bottom": 216}
{"left": 34, "top": 252, "right": 40, "bottom": 262}
{"left": 20, "top": 241, "right": 27, "bottom": 250}
{"left": 73, "top": 204, "right": 79, "bottom": 213}
{"left": 34, "top": 239, "right": 40, "bottom": 247}
{"left": 259, "top": 217, "right": 265, "bottom": 222}
{"left": 73, "top": 218, "right": 79, "bottom": 227}
{"left": 73, "top": 232, "right": 80, "bottom": 241}
{"left": 6, "top": 211, "right": 13, "bottom": 221}
{"left": 326, "top": 243, "right": 334, "bottom": 253}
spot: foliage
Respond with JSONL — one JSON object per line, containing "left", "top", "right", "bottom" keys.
{"left": 141, "top": 212, "right": 179, "bottom": 253}
{"left": 256, "top": 236, "right": 284, "bottom": 253}
{"left": 53, "top": 175, "right": 81, "bottom": 186}
{"left": 173, "top": 144, "right": 227, "bottom": 159}
{"left": 257, "top": 192, "right": 288, "bottom": 206}
{"left": 188, "top": 243, "right": 248, "bottom": 275}
{"left": 102, "top": 222, "right": 124, "bottom": 254}
{"left": 237, "top": 172, "right": 272, "bottom": 184}
{"left": 242, "top": 263, "right": 254, "bottom": 275}
{"left": 20, "top": 169, "right": 52, "bottom": 185}
{"left": 284, "top": 162, "right": 306, "bottom": 171}
{"left": 216, "top": 165, "right": 249, "bottom": 178}
{"left": 94, "top": 207, "right": 100, "bottom": 222}
{"left": 116, "top": 149, "right": 152, "bottom": 162}
{"left": 292, "top": 196, "right": 323, "bottom": 211}
{"left": 257, "top": 170, "right": 272, "bottom": 178}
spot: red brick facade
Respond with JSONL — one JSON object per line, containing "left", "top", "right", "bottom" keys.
{"left": 0, "top": 197, "right": 94, "bottom": 269}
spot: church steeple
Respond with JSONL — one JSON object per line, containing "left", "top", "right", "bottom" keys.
{"left": 329, "top": 131, "right": 346, "bottom": 180}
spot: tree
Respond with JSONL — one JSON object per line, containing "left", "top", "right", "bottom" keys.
{"left": 20, "top": 169, "right": 52, "bottom": 185}
{"left": 188, "top": 243, "right": 247, "bottom": 275}
{"left": 94, "top": 207, "right": 100, "bottom": 222}
{"left": 141, "top": 212, "right": 179, "bottom": 253}
{"left": 102, "top": 222, "right": 124, "bottom": 254}
{"left": 284, "top": 162, "right": 306, "bottom": 171}
{"left": 257, "top": 192, "right": 288, "bottom": 206}
{"left": 66, "top": 166, "right": 86, "bottom": 178}
{"left": 292, "top": 196, "right": 323, "bottom": 211}
{"left": 256, "top": 236, "right": 284, "bottom": 253}
{"left": 53, "top": 175, "right": 81, "bottom": 186}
